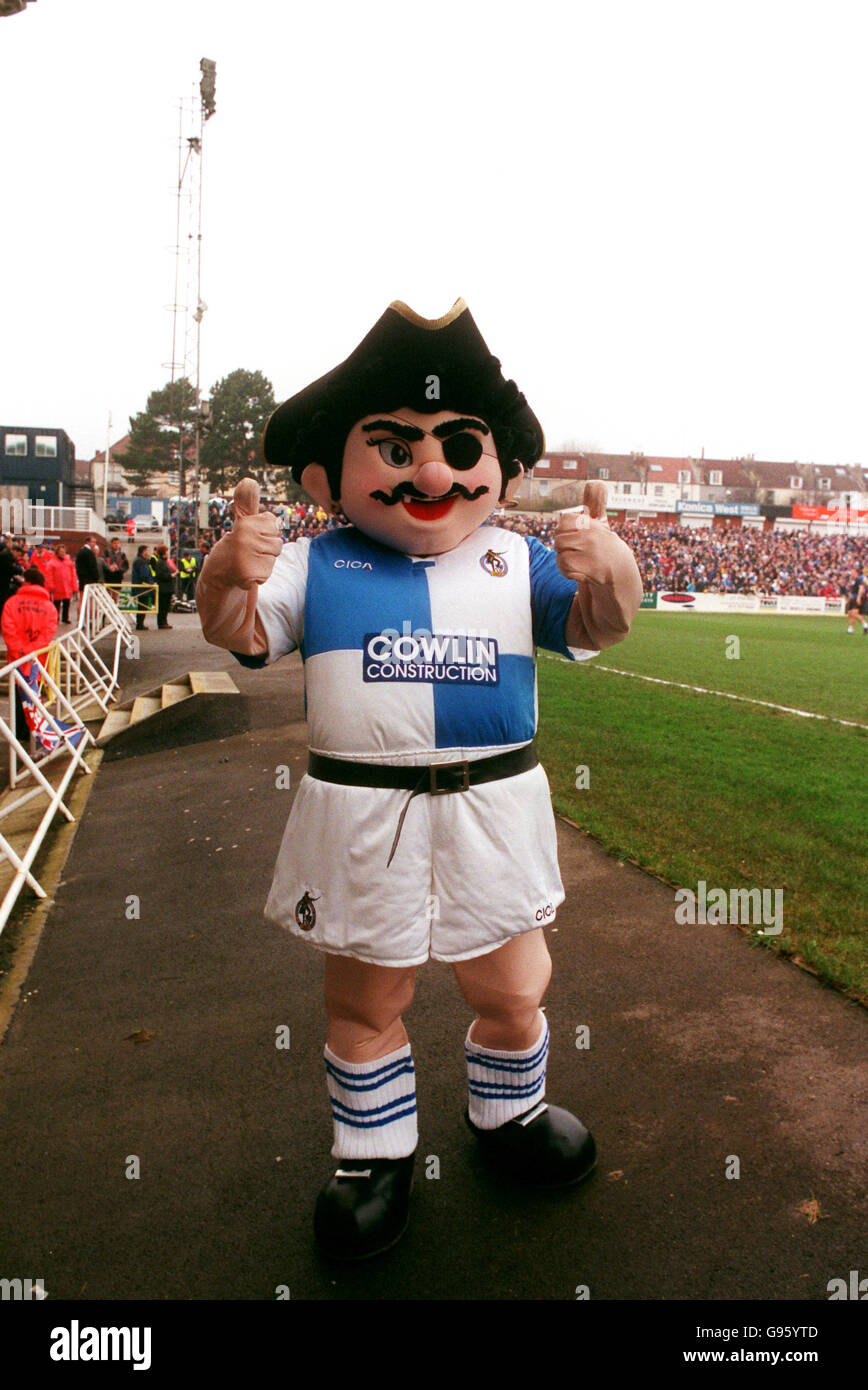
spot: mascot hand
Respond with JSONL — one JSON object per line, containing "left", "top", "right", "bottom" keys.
{"left": 554, "top": 482, "right": 620, "bottom": 584}
{"left": 206, "top": 478, "right": 283, "bottom": 591}
{"left": 555, "top": 482, "right": 644, "bottom": 647}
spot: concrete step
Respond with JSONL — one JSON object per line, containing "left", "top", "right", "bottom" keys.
{"left": 161, "top": 682, "right": 192, "bottom": 708}
{"left": 130, "top": 696, "right": 162, "bottom": 724}
{"left": 95, "top": 669, "right": 245, "bottom": 759}
{"left": 188, "top": 670, "right": 239, "bottom": 695}
{"left": 98, "top": 710, "right": 132, "bottom": 740}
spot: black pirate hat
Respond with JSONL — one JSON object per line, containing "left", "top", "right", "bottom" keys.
{"left": 262, "top": 299, "right": 545, "bottom": 498}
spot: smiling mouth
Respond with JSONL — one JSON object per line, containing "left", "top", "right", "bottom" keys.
{"left": 401, "top": 496, "right": 458, "bottom": 521}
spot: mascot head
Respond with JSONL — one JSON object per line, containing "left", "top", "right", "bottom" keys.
{"left": 262, "top": 299, "right": 544, "bottom": 556}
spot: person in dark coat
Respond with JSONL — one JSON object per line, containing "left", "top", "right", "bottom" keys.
{"left": 152, "top": 544, "right": 175, "bottom": 630}
{"left": 0, "top": 538, "right": 17, "bottom": 622}
{"left": 131, "top": 546, "right": 155, "bottom": 631}
{"left": 102, "top": 538, "right": 129, "bottom": 603}
{"left": 74, "top": 538, "right": 101, "bottom": 593}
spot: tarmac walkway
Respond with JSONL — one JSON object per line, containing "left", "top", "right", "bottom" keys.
{"left": 0, "top": 615, "right": 865, "bottom": 1302}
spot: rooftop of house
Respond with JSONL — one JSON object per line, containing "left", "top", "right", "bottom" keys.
{"left": 528, "top": 451, "right": 866, "bottom": 495}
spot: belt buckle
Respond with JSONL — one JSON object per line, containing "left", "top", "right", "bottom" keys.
{"left": 429, "top": 759, "right": 471, "bottom": 795}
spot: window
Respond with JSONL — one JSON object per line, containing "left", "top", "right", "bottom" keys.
{"left": 709, "top": 470, "right": 723, "bottom": 486}
{"left": 653, "top": 484, "right": 664, "bottom": 497}
{"left": 536, "top": 459, "right": 549, "bottom": 469}
{"left": 5, "top": 434, "right": 26, "bottom": 457}
{"left": 818, "top": 477, "right": 831, "bottom": 491}
{"left": 790, "top": 476, "right": 803, "bottom": 489}
{"left": 563, "top": 460, "right": 577, "bottom": 470}
{"left": 598, "top": 467, "right": 609, "bottom": 480}
{"left": 34, "top": 435, "right": 57, "bottom": 458}
{"left": 678, "top": 469, "right": 691, "bottom": 484}
{"left": 622, "top": 483, "right": 633, "bottom": 495}
{"left": 649, "top": 464, "right": 662, "bottom": 472}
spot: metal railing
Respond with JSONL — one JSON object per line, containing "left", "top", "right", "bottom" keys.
{"left": 0, "top": 648, "right": 95, "bottom": 931}
{"left": 77, "top": 582, "right": 140, "bottom": 674}
{"left": 0, "top": 581, "right": 138, "bottom": 932}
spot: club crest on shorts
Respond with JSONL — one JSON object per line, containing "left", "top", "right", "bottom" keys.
{"left": 295, "top": 890, "right": 320, "bottom": 931}
{"left": 480, "top": 548, "right": 508, "bottom": 577}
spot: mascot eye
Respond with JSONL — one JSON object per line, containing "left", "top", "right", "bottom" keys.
{"left": 377, "top": 439, "right": 413, "bottom": 468}
{"left": 442, "top": 432, "right": 484, "bottom": 470}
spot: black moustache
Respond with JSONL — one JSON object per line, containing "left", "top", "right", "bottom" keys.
{"left": 369, "top": 483, "right": 491, "bottom": 506}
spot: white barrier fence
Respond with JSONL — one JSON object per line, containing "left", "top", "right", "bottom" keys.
{"left": 0, "top": 653, "right": 95, "bottom": 928}
{"left": 0, "top": 584, "right": 136, "bottom": 933}
{"left": 78, "top": 580, "right": 138, "bottom": 650}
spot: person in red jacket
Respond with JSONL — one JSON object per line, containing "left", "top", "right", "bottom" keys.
{"left": 2, "top": 567, "right": 58, "bottom": 662}
{"left": 2, "top": 567, "right": 59, "bottom": 751}
{"left": 28, "top": 543, "right": 54, "bottom": 579}
{"left": 43, "top": 544, "right": 78, "bottom": 624}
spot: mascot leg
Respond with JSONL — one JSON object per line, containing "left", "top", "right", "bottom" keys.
{"left": 453, "top": 929, "right": 596, "bottom": 1187}
{"left": 314, "top": 955, "right": 417, "bottom": 1259}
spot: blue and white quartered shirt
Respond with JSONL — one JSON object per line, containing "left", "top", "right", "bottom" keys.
{"left": 244, "top": 524, "right": 591, "bottom": 765}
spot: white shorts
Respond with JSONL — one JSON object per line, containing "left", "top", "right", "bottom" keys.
{"left": 264, "top": 763, "right": 565, "bottom": 967}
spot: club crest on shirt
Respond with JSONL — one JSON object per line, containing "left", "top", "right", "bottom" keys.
{"left": 295, "top": 890, "right": 320, "bottom": 930}
{"left": 480, "top": 548, "right": 508, "bottom": 577}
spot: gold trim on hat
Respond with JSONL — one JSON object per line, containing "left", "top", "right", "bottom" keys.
{"left": 388, "top": 298, "right": 468, "bottom": 330}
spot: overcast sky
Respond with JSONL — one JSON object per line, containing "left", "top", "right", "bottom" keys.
{"left": 2, "top": 0, "right": 866, "bottom": 467}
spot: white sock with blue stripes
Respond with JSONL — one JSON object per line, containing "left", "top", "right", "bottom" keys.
{"left": 324, "top": 1042, "right": 418, "bottom": 1160}
{"left": 465, "top": 1014, "right": 549, "bottom": 1130}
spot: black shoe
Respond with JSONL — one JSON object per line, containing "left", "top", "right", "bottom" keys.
{"left": 314, "top": 1153, "right": 415, "bottom": 1260}
{"left": 465, "top": 1101, "right": 597, "bottom": 1188}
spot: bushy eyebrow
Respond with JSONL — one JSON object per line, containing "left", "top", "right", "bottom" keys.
{"left": 361, "top": 419, "right": 425, "bottom": 442}
{"left": 360, "top": 415, "right": 491, "bottom": 443}
{"left": 432, "top": 417, "right": 490, "bottom": 439}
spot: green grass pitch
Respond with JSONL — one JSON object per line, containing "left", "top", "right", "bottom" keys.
{"left": 537, "top": 613, "right": 868, "bottom": 1001}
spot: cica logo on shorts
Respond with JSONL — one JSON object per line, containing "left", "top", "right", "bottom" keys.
{"left": 363, "top": 625, "right": 499, "bottom": 685}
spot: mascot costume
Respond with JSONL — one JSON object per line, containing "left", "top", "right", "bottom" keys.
{"left": 197, "top": 299, "right": 643, "bottom": 1259}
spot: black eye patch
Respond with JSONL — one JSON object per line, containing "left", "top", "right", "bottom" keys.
{"left": 442, "top": 432, "right": 484, "bottom": 470}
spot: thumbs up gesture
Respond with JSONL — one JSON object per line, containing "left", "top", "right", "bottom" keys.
{"left": 207, "top": 477, "right": 283, "bottom": 591}
{"left": 197, "top": 478, "right": 282, "bottom": 654}
{"left": 554, "top": 481, "right": 618, "bottom": 584}
{"left": 555, "top": 482, "right": 644, "bottom": 649}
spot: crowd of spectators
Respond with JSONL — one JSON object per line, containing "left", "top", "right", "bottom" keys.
{"left": 169, "top": 496, "right": 341, "bottom": 551}
{"left": 0, "top": 535, "right": 81, "bottom": 625}
{"left": 0, "top": 534, "right": 186, "bottom": 630}
{"left": 2, "top": 503, "right": 863, "bottom": 630}
{"left": 169, "top": 499, "right": 207, "bottom": 551}
{"left": 270, "top": 504, "right": 866, "bottom": 599}
{"left": 463, "top": 513, "right": 866, "bottom": 599}
{"left": 605, "top": 522, "right": 867, "bottom": 597}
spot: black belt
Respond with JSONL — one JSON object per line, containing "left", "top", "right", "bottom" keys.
{"left": 307, "top": 743, "right": 539, "bottom": 866}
